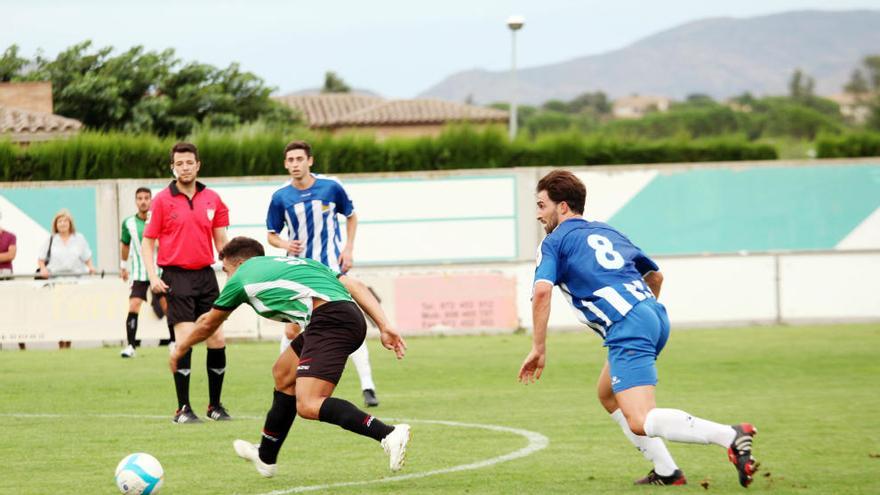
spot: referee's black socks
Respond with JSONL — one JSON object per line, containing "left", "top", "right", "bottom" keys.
{"left": 173, "top": 348, "right": 192, "bottom": 409}
{"left": 259, "top": 390, "right": 297, "bottom": 464}
{"left": 318, "top": 397, "right": 394, "bottom": 442}
{"left": 206, "top": 347, "right": 226, "bottom": 407}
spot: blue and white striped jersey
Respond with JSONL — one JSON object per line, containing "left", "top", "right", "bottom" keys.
{"left": 266, "top": 174, "right": 354, "bottom": 273}
{"left": 534, "top": 217, "right": 659, "bottom": 339}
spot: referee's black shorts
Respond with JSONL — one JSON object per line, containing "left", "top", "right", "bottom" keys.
{"left": 291, "top": 301, "right": 367, "bottom": 385}
{"left": 160, "top": 266, "right": 219, "bottom": 326}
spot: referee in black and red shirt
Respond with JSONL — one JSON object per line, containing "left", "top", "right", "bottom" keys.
{"left": 143, "top": 142, "right": 232, "bottom": 424}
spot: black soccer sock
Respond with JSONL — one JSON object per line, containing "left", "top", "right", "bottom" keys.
{"left": 206, "top": 347, "right": 226, "bottom": 407}
{"left": 258, "top": 390, "right": 297, "bottom": 464}
{"left": 173, "top": 348, "right": 192, "bottom": 409}
{"left": 318, "top": 397, "right": 394, "bottom": 442}
{"left": 125, "top": 312, "right": 138, "bottom": 346}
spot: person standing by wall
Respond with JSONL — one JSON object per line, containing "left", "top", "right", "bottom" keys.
{"left": 143, "top": 142, "right": 231, "bottom": 423}
{"left": 266, "top": 140, "right": 381, "bottom": 408}
{"left": 119, "top": 187, "right": 167, "bottom": 358}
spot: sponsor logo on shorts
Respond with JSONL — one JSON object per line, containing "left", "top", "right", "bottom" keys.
{"left": 611, "top": 375, "right": 621, "bottom": 386}
{"left": 297, "top": 364, "right": 310, "bottom": 371}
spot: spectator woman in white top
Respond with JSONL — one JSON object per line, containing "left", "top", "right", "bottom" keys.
{"left": 37, "top": 209, "right": 96, "bottom": 279}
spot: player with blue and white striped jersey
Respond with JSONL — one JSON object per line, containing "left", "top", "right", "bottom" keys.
{"left": 266, "top": 140, "right": 380, "bottom": 408}
{"left": 520, "top": 170, "right": 759, "bottom": 488}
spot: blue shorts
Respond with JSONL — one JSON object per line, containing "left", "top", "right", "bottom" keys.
{"left": 604, "top": 299, "right": 670, "bottom": 393}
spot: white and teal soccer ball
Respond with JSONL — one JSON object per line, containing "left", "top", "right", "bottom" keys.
{"left": 115, "top": 453, "right": 164, "bottom": 495}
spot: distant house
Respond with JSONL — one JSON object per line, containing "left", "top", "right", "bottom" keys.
{"left": 827, "top": 93, "right": 871, "bottom": 124}
{"left": 0, "top": 82, "right": 82, "bottom": 144}
{"left": 612, "top": 95, "right": 671, "bottom": 119}
{"left": 273, "top": 94, "right": 508, "bottom": 139}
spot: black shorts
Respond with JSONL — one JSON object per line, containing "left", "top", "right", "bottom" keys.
{"left": 291, "top": 300, "right": 366, "bottom": 385}
{"left": 130, "top": 280, "right": 150, "bottom": 301}
{"left": 161, "top": 266, "right": 219, "bottom": 326}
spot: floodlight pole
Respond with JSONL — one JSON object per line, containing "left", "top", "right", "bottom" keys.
{"left": 507, "top": 15, "right": 525, "bottom": 141}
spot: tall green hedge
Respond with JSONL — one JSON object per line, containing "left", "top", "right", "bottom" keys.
{"left": 816, "top": 133, "right": 880, "bottom": 158}
{"left": 1, "top": 127, "right": 778, "bottom": 182}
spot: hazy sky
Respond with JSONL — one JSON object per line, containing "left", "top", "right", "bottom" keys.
{"left": 2, "top": 0, "right": 877, "bottom": 98}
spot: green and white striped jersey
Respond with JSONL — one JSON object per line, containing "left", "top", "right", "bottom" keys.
{"left": 120, "top": 214, "right": 152, "bottom": 281}
{"left": 213, "top": 256, "right": 353, "bottom": 325}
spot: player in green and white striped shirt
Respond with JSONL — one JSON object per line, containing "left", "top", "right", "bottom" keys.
{"left": 170, "top": 237, "right": 411, "bottom": 477}
{"left": 119, "top": 187, "right": 166, "bottom": 358}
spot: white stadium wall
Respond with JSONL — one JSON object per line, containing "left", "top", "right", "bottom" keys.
{"left": 2, "top": 160, "right": 879, "bottom": 347}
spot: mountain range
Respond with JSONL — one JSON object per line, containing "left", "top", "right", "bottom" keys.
{"left": 417, "top": 10, "right": 880, "bottom": 104}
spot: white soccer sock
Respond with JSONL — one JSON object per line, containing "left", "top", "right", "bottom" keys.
{"left": 279, "top": 334, "right": 292, "bottom": 355}
{"left": 644, "top": 408, "right": 736, "bottom": 447}
{"left": 349, "top": 341, "right": 376, "bottom": 391}
{"left": 611, "top": 409, "right": 678, "bottom": 476}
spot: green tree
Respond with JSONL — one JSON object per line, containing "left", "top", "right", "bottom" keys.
{"left": 567, "top": 91, "right": 610, "bottom": 115}
{"left": 788, "top": 68, "right": 815, "bottom": 100}
{"left": 844, "top": 69, "right": 870, "bottom": 99}
{"left": 322, "top": 71, "right": 351, "bottom": 93}
{"left": 6, "top": 40, "right": 294, "bottom": 135}
{"left": 0, "top": 45, "right": 28, "bottom": 82}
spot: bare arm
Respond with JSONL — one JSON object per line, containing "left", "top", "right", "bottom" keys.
{"left": 268, "top": 231, "right": 303, "bottom": 255}
{"left": 142, "top": 236, "right": 168, "bottom": 293}
{"left": 339, "top": 274, "right": 406, "bottom": 359}
{"left": 643, "top": 271, "right": 664, "bottom": 299}
{"left": 213, "top": 227, "right": 229, "bottom": 253}
{"left": 339, "top": 213, "right": 357, "bottom": 272}
{"left": 119, "top": 243, "right": 130, "bottom": 281}
{"left": 519, "top": 282, "right": 552, "bottom": 383}
{"left": 0, "top": 244, "right": 15, "bottom": 263}
{"left": 169, "top": 308, "right": 231, "bottom": 372}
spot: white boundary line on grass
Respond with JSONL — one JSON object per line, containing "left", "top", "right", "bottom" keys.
{"left": 1, "top": 413, "right": 550, "bottom": 495}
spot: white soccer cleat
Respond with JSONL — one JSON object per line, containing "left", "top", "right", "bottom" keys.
{"left": 120, "top": 345, "right": 135, "bottom": 358}
{"left": 233, "top": 439, "right": 277, "bottom": 478}
{"left": 381, "top": 424, "right": 411, "bottom": 472}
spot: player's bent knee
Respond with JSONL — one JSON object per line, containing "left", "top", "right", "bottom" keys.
{"left": 626, "top": 414, "right": 648, "bottom": 436}
{"left": 295, "top": 396, "right": 323, "bottom": 420}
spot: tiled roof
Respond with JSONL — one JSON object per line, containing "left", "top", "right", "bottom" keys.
{"left": 0, "top": 106, "right": 83, "bottom": 143}
{"left": 274, "top": 94, "right": 508, "bottom": 128}
{"left": 333, "top": 99, "right": 508, "bottom": 126}
{"left": 274, "top": 94, "right": 384, "bottom": 127}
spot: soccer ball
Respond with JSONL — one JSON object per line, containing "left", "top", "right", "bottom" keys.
{"left": 115, "top": 453, "right": 164, "bottom": 495}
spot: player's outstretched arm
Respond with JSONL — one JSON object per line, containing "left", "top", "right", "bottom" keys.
{"left": 339, "top": 274, "right": 407, "bottom": 359}
{"left": 169, "top": 308, "right": 231, "bottom": 372}
{"left": 519, "top": 282, "right": 552, "bottom": 383}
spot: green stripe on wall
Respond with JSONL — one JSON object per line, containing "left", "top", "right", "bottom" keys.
{"left": 0, "top": 186, "right": 98, "bottom": 258}
{"left": 609, "top": 165, "right": 880, "bottom": 255}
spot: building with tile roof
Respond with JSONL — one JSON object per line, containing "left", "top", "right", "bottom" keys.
{"left": 273, "top": 93, "right": 508, "bottom": 139}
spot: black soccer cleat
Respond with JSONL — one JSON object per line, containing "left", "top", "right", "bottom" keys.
{"left": 363, "top": 389, "right": 380, "bottom": 408}
{"left": 728, "top": 423, "right": 759, "bottom": 487}
{"left": 172, "top": 405, "right": 202, "bottom": 424}
{"left": 634, "top": 469, "right": 687, "bottom": 486}
{"left": 206, "top": 403, "right": 232, "bottom": 421}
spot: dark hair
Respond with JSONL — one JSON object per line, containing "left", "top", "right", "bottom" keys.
{"left": 135, "top": 187, "right": 152, "bottom": 196}
{"left": 219, "top": 236, "right": 265, "bottom": 261}
{"left": 283, "top": 140, "right": 312, "bottom": 159}
{"left": 536, "top": 170, "right": 586, "bottom": 214}
{"left": 170, "top": 142, "right": 199, "bottom": 163}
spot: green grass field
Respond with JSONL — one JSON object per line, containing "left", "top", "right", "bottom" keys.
{"left": 1, "top": 323, "right": 878, "bottom": 494}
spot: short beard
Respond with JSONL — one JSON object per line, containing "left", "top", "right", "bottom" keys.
{"left": 542, "top": 214, "right": 559, "bottom": 235}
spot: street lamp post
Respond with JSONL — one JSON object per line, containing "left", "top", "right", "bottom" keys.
{"left": 507, "top": 15, "right": 525, "bottom": 141}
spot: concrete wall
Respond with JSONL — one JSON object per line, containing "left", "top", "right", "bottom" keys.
{"left": 2, "top": 159, "right": 879, "bottom": 347}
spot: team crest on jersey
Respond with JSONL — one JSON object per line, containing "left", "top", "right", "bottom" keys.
{"left": 207, "top": 208, "right": 215, "bottom": 221}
